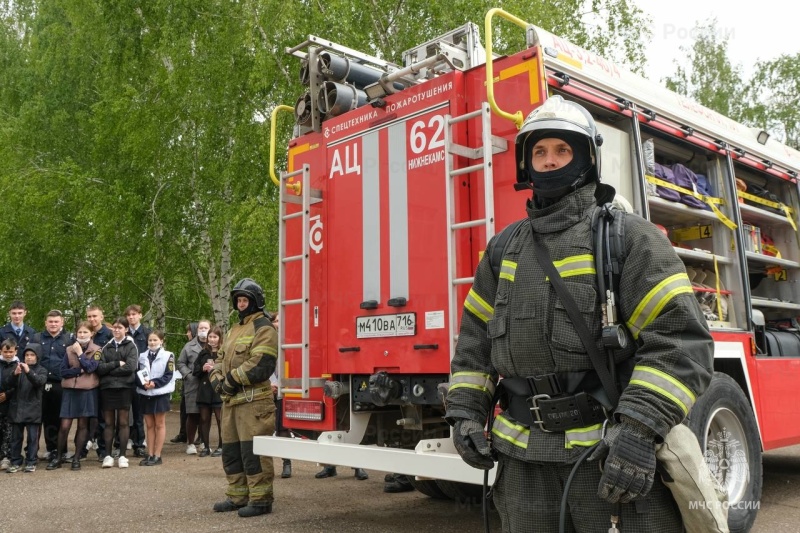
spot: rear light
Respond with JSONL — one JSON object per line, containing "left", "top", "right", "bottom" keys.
{"left": 284, "top": 400, "right": 325, "bottom": 421}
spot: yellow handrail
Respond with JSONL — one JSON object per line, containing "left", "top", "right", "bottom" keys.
{"left": 484, "top": 8, "right": 530, "bottom": 129}
{"left": 269, "top": 105, "right": 295, "bottom": 187}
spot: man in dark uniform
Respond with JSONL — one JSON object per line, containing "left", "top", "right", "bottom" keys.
{"left": 32, "top": 310, "right": 72, "bottom": 463}
{"left": 446, "top": 96, "right": 714, "bottom": 532}
{"left": 126, "top": 304, "right": 150, "bottom": 457}
{"left": 86, "top": 304, "right": 112, "bottom": 459}
{"left": 211, "top": 278, "right": 277, "bottom": 518}
{"left": 0, "top": 301, "right": 36, "bottom": 359}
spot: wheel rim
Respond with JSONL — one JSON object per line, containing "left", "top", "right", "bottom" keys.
{"left": 701, "top": 406, "right": 750, "bottom": 504}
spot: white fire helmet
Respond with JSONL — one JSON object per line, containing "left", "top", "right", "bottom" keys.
{"left": 515, "top": 95, "right": 603, "bottom": 186}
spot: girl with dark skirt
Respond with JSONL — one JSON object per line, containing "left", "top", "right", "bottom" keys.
{"left": 193, "top": 325, "right": 223, "bottom": 457}
{"left": 137, "top": 330, "right": 174, "bottom": 466}
{"left": 96, "top": 317, "right": 138, "bottom": 469}
{"left": 48, "top": 322, "right": 101, "bottom": 471}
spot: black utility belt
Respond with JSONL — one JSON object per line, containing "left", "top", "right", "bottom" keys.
{"left": 499, "top": 375, "right": 608, "bottom": 433}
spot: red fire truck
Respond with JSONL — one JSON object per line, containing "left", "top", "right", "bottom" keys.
{"left": 256, "top": 9, "right": 800, "bottom": 531}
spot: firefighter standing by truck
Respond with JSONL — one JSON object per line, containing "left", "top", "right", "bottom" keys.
{"left": 211, "top": 278, "right": 278, "bottom": 518}
{"left": 446, "top": 96, "right": 715, "bottom": 532}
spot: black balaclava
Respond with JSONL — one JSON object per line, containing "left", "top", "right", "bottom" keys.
{"left": 237, "top": 295, "right": 260, "bottom": 322}
{"left": 524, "top": 130, "right": 595, "bottom": 207}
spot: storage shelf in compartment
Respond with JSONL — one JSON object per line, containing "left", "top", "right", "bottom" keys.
{"left": 674, "top": 247, "right": 731, "bottom": 264}
{"left": 745, "top": 252, "right": 800, "bottom": 269}
{"left": 739, "top": 203, "right": 793, "bottom": 227}
{"left": 750, "top": 297, "right": 800, "bottom": 311}
{"left": 648, "top": 196, "right": 719, "bottom": 224}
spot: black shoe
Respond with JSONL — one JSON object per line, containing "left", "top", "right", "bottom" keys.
{"left": 211, "top": 447, "right": 223, "bottom": 457}
{"left": 146, "top": 456, "right": 162, "bottom": 466}
{"left": 384, "top": 475, "right": 414, "bottom": 493}
{"left": 170, "top": 434, "right": 187, "bottom": 444}
{"left": 199, "top": 448, "right": 211, "bottom": 458}
{"left": 384, "top": 473, "right": 395, "bottom": 483}
{"left": 133, "top": 447, "right": 147, "bottom": 458}
{"left": 139, "top": 456, "right": 153, "bottom": 466}
{"left": 71, "top": 459, "right": 81, "bottom": 471}
{"left": 213, "top": 499, "right": 246, "bottom": 513}
{"left": 238, "top": 503, "right": 273, "bottom": 518}
{"left": 281, "top": 460, "right": 292, "bottom": 479}
{"left": 46, "top": 458, "right": 62, "bottom": 471}
{"left": 45, "top": 451, "right": 57, "bottom": 462}
{"left": 353, "top": 468, "right": 368, "bottom": 481}
{"left": 315, "top": 465, "right": 337, "bottom": 479}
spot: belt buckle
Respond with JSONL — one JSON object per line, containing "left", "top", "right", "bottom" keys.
{"left": 527, "top": 393, "right": 551, "bottom": 432}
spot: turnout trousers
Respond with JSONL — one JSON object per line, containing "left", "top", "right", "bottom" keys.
{"left": 221, "top": 398, "right": 275, "bottom": 506}
{"left": 492, "top": 454, "right": 683, "bottom": 533}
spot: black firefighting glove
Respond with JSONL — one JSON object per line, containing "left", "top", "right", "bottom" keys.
{"left": 220, "top": 372, "right": 240, "bottom": 396}
{"left": 453, "top": 419, "right": 495, "bottom": 470}
{"left": 590, "top": 416, "right": 657, "bottom": 504}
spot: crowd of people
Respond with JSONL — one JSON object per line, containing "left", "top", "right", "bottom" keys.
{"left": 0, "top": 301, "right": 220, "bottom": 471}
{"left": 0, "top": 279, "right": 406, "bottom": 517}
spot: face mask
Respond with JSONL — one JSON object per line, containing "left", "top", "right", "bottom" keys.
{"left": 148, "top": 340, "right": 162, "bottom": 351}
{"left": 197, "top": 326, "right": 210, "bottom": 341}
{"left": 77, "top": 335, "right": 92, "bottom": 346}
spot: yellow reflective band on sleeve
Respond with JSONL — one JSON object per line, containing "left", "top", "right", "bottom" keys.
{"left": 491, "top": 414, "right": 530, "bottom": 449}
{"left": 629, "top": 366, "right": 696, "bottom": 416}
{"left": 626, "top": 273, "right": 693, "bottom": 339}
{"left": 464, "top": 288, "right": 494, "bottom": 323}
{"left": 450, "top": 372, "right": 496, "bottom": 396}
{"left": 565, "top": 423, "right": 603, "bottom": 449}
{"left": 546, "top": 254, "right": 596, "bottom": 280}
{"left": 236, "top": 336, "right": 254, "bottom": 343}
{"left": 499, "top": 260, "right": 517, "bottom": 282}
{"left": 251, "top": 346, "right": 278, "bottom": 357}
{"left": 235, "top": 366, "right": 251, "bottom": 387}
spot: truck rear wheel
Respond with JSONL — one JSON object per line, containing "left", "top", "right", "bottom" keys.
{"left": 407, "top": 478, "right": 450, "bottom": 499}
{"left": 687, "top": 372, "right": 762, "bottom": 533}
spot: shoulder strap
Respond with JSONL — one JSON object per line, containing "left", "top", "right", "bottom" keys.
{"left": 530, "top": 225, "right": 620, "bottom": 410}
{"left": 253, "top": 315, "right": 273, "bottom": 332}
{"left": 488, "top": 219, "right": 527, "bottom": 281}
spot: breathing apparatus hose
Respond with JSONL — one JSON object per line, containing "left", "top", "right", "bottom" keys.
{"left": 559, "top": 442, "right": 600, "bottom": 533}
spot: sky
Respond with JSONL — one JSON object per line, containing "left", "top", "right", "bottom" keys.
{"left": 635, "top": 1, "right": 799, "bottom": 83}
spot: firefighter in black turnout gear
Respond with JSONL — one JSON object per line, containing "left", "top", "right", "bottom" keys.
{"left": 446, "top": 96, "right": 714, "bottom": 532}
{"left": 211, "top": 278, "right": 277, "bottom": 518}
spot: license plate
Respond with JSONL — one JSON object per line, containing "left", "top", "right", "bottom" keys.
{"left": 356, "top": 313, "right": 416, "bottom": 339}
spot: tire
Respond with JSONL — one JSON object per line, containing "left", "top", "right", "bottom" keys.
{"left": 435, "top": 480, "right": 486, "bottom": 505}
{"left": 686, "top": 372, "right": 762, "bottom": 533}
{"left": 407, "top": 478, "right": 451, "bottom": 499}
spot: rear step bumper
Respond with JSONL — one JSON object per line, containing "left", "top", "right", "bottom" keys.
{"left": 254, "top": 435, "right": 496, "bottom": 485}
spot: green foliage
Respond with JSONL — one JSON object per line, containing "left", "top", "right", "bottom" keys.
{"left": 663, "top": 19, "right": 747, "bottom": 121}
{"left": 0, "top": 0, "right": 650, "bottom": 335}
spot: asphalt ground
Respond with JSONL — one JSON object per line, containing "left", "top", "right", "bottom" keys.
{"left": 3, "top": 406, "right": 798, "bottom": 533}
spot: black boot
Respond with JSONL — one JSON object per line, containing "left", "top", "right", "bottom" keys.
{"left": 46, "top": 458, "right": 62, "bottom": 470}
{"left": 281, "top": 459, "right": 292, "bottom": 479}
{"left": 71, "top": 458, "right": 81, "bottom": 471}
{"left": 353, "top": 467, "right": 369, "bottom": 480}
{"left": 315, "top": 465, "right": 337, "bottom": 478}
{"left": 384, "top": 474, "right": 414, "bottom": 493}
{"left": 169, "top": 433, "right": 187, "bottom": 444}
{"left": 213, "top": 499, "right": 246, "bottom": 512}
{"left": 238, "top": 502, "right": 273, "bottom": 518}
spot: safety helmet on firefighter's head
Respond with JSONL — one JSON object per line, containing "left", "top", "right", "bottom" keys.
{"left": 515, "top": 95, "right": 603, "bottom": 190}
{"left": 231, "top": 278, "right": 266, "bottom": 311}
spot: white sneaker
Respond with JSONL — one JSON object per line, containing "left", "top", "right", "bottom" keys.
{"left": 118, "top": 456, "right": 129, "bottom": 468}
{"left": 91, "top": 440, "right": 99, "bottom": 451}
{"left": 186, "top": 444, "right": 197, "bottom": 455}
{"left": 86, "top": 440, "right": 93, "bottom": 451}
{"left": 102, "top": 456, "right": 114, "bottom": 468}
{"left": 127, "top": 439, "right": 133, "bottom": 451}
{"left": 0, "top": 458, "right": 9, "bottom": 470}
